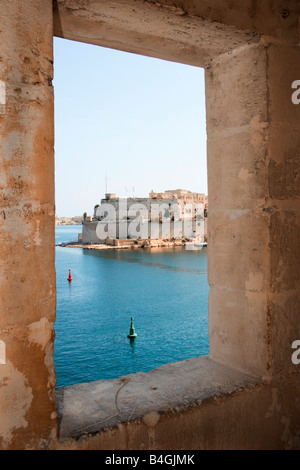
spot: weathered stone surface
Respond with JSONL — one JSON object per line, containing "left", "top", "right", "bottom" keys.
{"left": 143, "top": 0, "right": 300, "bottom": 44}
{"left": 56, "top": 356, "right": 260, "bottom": 439}
{"left": 0, "top": 0, "right": 299, "bottom": 451}
{"left": 208, "top": 285, "right": 269, "bottom": 377}
{"left": 55, "top": 358, "right": 300, "bottom": 450}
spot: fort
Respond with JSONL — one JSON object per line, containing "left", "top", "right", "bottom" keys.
{"left": 0, "top": 0, "right": 299, "bottom": 450}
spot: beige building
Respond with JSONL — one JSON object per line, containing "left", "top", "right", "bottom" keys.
{"left": 0, "top": 0, "right": 299, "bottom": 451}
{"left": 149, "top": 189, "right": 208, "bottom": 205}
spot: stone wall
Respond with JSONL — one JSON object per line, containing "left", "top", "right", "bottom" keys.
{"left": 0, "top": 0, "right": 299, "bottom": 450}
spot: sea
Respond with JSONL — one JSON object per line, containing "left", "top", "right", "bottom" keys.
{"left": 54, "top": 225, "right": 210, "bottom": 388}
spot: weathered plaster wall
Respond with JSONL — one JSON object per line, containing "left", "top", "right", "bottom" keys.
{"left": 0, "top": 0, "right": 57, "bottom": 449}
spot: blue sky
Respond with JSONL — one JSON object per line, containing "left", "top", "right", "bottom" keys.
{"left": 53, "top": 37, "right": 207, "bottom": 217}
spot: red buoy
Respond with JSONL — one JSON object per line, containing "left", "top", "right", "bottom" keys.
{"left": 67, "top": 269, "right": 73, "bottom": 282}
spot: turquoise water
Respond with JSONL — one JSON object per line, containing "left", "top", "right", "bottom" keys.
{"left": 54, "top": 225, "right": 209, "bottom": 388}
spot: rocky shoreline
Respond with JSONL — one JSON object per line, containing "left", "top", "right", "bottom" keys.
{"left": 55, "top": 216, "right": 83, "bottom": 226}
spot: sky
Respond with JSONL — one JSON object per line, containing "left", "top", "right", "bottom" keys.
{"left": 53, "top": 37, "right": 207, "bottom": 217}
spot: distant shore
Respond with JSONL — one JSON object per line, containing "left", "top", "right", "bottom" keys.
{"left": 55, "top": 216, "right": 83, "bottom": 226}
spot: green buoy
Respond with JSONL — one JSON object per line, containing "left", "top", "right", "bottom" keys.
{"left": 127, "top": 316, "right": 137, "bottom": 340}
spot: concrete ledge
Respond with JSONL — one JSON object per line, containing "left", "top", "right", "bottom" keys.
{"left": 56, "top": 356, "right": 260, "bottom": 439}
